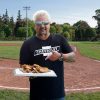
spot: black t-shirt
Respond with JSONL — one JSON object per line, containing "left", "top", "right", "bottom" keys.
{"left": 19, "top": 34, "right": 73, "bottom": 99}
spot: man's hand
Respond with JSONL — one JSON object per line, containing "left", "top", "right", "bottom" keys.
{"left": 45, "top": 51, "right": 61, "bottom": 61}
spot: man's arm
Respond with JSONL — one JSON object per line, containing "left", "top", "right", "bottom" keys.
{"left": 45, "top": 51, "right": 75, "bottom": 62}
{"left": 62, "top": 52, "right": 75, "bottom": 62}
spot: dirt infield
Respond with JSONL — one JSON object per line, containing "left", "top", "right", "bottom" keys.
{"left": 0, "top": 48, "right": 100, "bottom": 93}
{"left": 0, "top": 43, "right": 21, "bottom": 46}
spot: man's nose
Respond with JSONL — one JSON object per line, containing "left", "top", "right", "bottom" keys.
{"left": 41, "top": 24, "right": 45, "bottom": 27}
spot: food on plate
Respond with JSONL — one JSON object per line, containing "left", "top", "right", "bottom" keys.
{"left": 22, "top": 64, "right": 32, "bottom": 72}
{"left": 34, "top": 64, "right": 49, "bottom": 73}
{"left": 21, "top": 64, "right": 49, "bottom": 73}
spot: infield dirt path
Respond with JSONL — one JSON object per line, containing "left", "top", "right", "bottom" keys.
{"left": 0, "top": 48, "right": 100, "bottom": 92}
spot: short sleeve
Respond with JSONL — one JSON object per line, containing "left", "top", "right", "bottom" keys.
{"left": 61, "top": 36, "right": 73, "bottom": 53}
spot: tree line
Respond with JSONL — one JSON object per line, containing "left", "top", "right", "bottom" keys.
{"left": 0, "top": 9, "right": 100, "bottom": 41}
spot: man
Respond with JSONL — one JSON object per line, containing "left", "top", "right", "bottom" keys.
{"left": 19, "top": 10, "right": 75, "bottom": 100}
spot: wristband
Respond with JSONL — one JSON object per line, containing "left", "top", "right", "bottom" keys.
{"left": 59, "top": 53, "right": 64, "bottom": 61}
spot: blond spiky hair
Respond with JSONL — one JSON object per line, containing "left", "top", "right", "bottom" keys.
{"left": 33, "top": 10, "right": 51, "bottom": 22}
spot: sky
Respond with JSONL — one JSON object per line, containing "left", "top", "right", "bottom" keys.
{"left": 0, "top": 0, "right": 100, "bottom": 27}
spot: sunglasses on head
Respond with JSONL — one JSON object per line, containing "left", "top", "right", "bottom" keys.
{"left": 35, "top": 21, "right": 49, "bottom": 26}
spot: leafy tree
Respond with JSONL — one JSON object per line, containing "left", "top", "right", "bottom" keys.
{"left": 16, "top": 27, "right": 26, "bottom": 37}
{"left": 55, "top": 24, "right": 63, "bottom": 34}
{"left": 1, "top": 9, "right": 13, "bottom": 37}
{"left": 50, "top": 25, "right": 56, "bottom": 34}
{"left": 27, "top": 19, "right": 34, "bottom": 36}
{"left": 14, "top": 10, "right": 23, "bottom": 37}
{"left": 0, "top": 16, "right": 4, "bottom": 38}
{"left": 3, "top": 9, "right": 9, "bottom": 24}
{"left": 51, "top": 22, "right": 56, "bottom": 26}
{"left": 17, "top": 10, "right": 22, "bottom": 21}
{"left": 73, "top": 20, "right": 91, "bottom": 41}
{"left": 75, "top": 29, "right": 82, "bottom": 41}
{"left": 62, "top": 31, "right": 70, "bottom": 39}
{"left": 86, "top": 28, "right": 97, "bottom": 41}
{"left": 0, "top": 31, "right": 5, "bottom": 38}
{"left": 93, "top": 9, "right": 100, "bottom": 39}
{"left": 14, "top": 21, "right": 21, "bottom": 36}
{"left": 69, "top": 27, "right": 75, "bottom": 41}
{"left": 62, "top": 23, "right": 75, "bottom": 40}
{"left": 9, "top": 16, "right": 15, "bottom": 36}
{"left": 62, "top": 23, "right": 70, "bottom": 32}
{"left": 28, "top": 27, "right": 33, "bottom": 37}
{"left": 4, "top": 25, "right": 11, "bottom": 37}
{"left": 73, "top": 20, "right": 90, "bottom": 29}
{"left": 0, "top": 15, "right": 4, "bottom": 33}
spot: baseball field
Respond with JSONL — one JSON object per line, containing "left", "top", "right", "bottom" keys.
{"left": 0, "top": 41, "right": 100, "bottom": 100}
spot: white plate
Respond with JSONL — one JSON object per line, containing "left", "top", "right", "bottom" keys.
{"left": 14, "top": 68, "right": 57, "bottom": 77}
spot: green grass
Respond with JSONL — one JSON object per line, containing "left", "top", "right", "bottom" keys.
{"left": 67, "top": 92, "right": 100, "bottom": 100}
{"left": 0, "top": 41, "right": 100, "bottom": 60}
{"left": 0, "top": 46, "right": 20, "bottom": 59}
{"left": 0, "top": 41, "right": 23, "bottom": 59}
{"left": 70, "top": 41, "right": 100, "bottom": 60}
{"left": 0, "top": 89, "right": 100, "bottom": 100}
{"left": 0, "top": 89, "right": 29, "bottom": 100}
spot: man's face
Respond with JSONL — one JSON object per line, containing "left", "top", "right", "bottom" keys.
{"left": 35, "top": 16, "right": 50, "bottom": 36}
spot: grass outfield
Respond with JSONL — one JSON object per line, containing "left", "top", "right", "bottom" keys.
{"left": 67, "top": 92, "right": 100, "bottom": 100}
{"left": 0, "top": 46, "right": 20, "bottom": 59}
{"left": 71, "top": 41, "right": 100, "bottom": 60}
{"left": 0, "top": 41, "right": 100, "bottom": 60}
{"left": 0, "top": 89, "right": 100, "bottom": 100}
{"left": 0, "top": 41, "right": 22, "bottom": 59}
{"left": 0, "top": 89, "right": 29, "bottom": 100}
